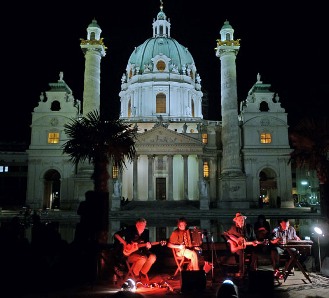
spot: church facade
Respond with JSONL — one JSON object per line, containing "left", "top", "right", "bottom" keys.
{"left": 25, "top": 6, "right": 294, "bottom": 231}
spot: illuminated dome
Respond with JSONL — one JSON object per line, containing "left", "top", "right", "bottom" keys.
{"left": 119, "top": 5, "right": 203, "bottom": 120}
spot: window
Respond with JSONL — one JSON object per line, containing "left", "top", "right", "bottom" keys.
{"left": 202, "top": 133, "right": 208, "bottom": 144}
{"left": 260, "top": 132, "right": 272, "bottom": 144}
{"left": 112, "top": 166, "right": 119, "bottom": 179}
{"left": 128, "top": 100, "right": 132, "bottom": 117}
{"left": 48, "top": 132, "right": 60, "bottom": 144}
{"left": 0, "top": 166, "right": 8, "bottom": 173}
{"left": 156, "top": 93, "right": 166, "bottom": 113}
{"left": 203, "top": 161, "right": 209, "bottom": 178}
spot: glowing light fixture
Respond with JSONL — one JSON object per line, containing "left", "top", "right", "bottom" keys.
{"left": 121, "top": 278, "right": 136, "bottom": 292}
{"left": 314, "top": 227, "right": 323, "bottom": 270}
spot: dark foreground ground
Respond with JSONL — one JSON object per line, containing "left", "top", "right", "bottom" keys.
{"left": 15, "top": 264, "right": 329, "bottom": 298}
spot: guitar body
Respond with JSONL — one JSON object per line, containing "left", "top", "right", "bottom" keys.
{"left": 123, "top": 240, "right": 166, "bottom": 256}
{"left": 224, "top": 232, "right": 262, "bottom": 253}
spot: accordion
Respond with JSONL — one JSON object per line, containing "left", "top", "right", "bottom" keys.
{"left": 184, "top": 227, "right": 203, "bottom": 248}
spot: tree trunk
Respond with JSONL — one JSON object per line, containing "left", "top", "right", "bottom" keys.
{"left": 93, "top": 191, "right": 109, "bottom": 244}
{"left": 319, "top": 183, "right": 329, "bottom": 219}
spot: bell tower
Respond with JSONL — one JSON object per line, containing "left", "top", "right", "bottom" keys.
{"left": 80, "top": 19, "right": 106, "bottom": 115}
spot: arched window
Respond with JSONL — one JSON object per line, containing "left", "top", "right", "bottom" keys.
{"left": 259, "top": 101, "right": 269, "bottom": 112}
{"left": 191, "top": 100, "right": 195, "bottom": 117}
{"left": 203, "top": 161, "right": 209, "bottom": 178}
{"left": 202, "top": 133, "right": 208, "bottom": 144}
{"left": 128, "top": 100, "right": 132, "bottom": 117}
{"left": 156, "top": 93, "right": 166, "bottom": 113}
{"left": 51, "top": 100, "right": 61, "bottom": 111}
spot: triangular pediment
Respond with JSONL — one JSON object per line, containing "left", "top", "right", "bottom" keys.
{"left": 136, "top": 126, "right": 203, "bottom": 154}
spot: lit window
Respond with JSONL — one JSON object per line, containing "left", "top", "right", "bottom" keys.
{"left": 202, "top": 133, "right": 208, "bottom": 144}
{"left": 48, "top": 132, "right": 60, "bottom": 144}
{"left": 156, "top": 93, "right": 166, "bottom": 113}
{"left": 203, "top": 161, "right": 209, "bottom": 178}
{"left": 112, "top": 166, "right": 119, "bottom": 179}
{"left": 128, "top": 100, "right": 132, "bottom": 117}
{"left": 0, "top": 166, "right": 8, "bottom": 173}
{"left": 260, "top": 132, "right": 271, "bottom": 144}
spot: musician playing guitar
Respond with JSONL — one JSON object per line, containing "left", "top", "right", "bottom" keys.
{"left": 114, "top": 217, "right": 157, "bottom": 284}
{"left": 223, "top": 212, "right": 257, "bottom": 278}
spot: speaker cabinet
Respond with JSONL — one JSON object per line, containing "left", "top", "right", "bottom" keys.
{"left": 248, "top": 270, "right": 274, "bottom": 293}
{"left": 181, "top": 270, "right": 206, "bottom": 293}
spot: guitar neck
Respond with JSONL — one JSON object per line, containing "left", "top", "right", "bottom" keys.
{"left": 138, "top": 241, "right": 161, "bottom": 248}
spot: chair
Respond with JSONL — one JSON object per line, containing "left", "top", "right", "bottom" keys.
{"left": 125, "top": 259, "right": 136, "bottom": 280}
{"left": 124, "top": 259, "right": 149, "bottom": 281}
{"left": 171, "top": 248, "right": 191, "bottom": 277}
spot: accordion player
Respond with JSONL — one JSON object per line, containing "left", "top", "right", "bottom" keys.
{"left": 184, "top": 227, "right": 203, "bottom": 254}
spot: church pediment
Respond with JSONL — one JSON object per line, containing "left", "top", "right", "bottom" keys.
{"left": 136, "top": 126, "right": 203, "bottom": 154}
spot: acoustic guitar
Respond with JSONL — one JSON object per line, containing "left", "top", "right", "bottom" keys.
{"left": 123, "top": 240, "right": 167, "bottom": 256}
{"left": 223, "top": 232, "right": 265, "bottom": 253}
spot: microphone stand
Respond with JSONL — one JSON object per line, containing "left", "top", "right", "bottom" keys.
{"left": 210, "top": 233, "right": 215, "bottom": 284}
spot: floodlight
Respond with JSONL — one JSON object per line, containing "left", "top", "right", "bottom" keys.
{"left": 314, "top": 226, "right": 323, "bottom": 271}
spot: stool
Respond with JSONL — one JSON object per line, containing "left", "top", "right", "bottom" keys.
{"left": 125, "top": 259, "right": 149, "bottom": 281}
{"left": 125, "top": 259, "right": 136, "bottom": 279}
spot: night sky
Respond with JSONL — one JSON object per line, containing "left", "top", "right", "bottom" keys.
{"left": 2, "top": 0, "right": 328, "bottom": 144}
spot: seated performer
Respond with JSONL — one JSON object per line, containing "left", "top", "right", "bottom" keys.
{"left": 167, "top": 217, "right": 200, "bottom": 270}
{"left": 250, "top": 214, "right": 272, "bottom": 271}
{"left": 271, "top": 218, "right": 301, "bottom": 278}
{"left": 223, "top": 212, "right": 257, "bottom": 277}
{"left": 114, "top": 218, "right": 156, "bottom": 284}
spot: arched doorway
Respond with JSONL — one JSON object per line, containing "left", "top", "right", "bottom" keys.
{"left": 259, "top": 168, "right": 278, "bottom": 208}
{"left": 43, "top": 170, "right": 61, "bottom": 210}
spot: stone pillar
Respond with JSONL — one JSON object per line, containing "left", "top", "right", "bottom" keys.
{"left": 183, "top": 155, "right": 188, "bottom": 200}
{"left": 167, "top": 155, "right": 174, "bottom": 200}
{"left": 148, "top": 155, "right": 154, "bottom": 200}
{"left": 133, "top": 155, "right": 138, "bottom": 200}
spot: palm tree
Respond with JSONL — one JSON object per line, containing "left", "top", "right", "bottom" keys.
{"left": 62, "top": 110, "right": 137, "bottom": 242}
{"left": 289, "top": 117, "right": 329, "bottom": 219}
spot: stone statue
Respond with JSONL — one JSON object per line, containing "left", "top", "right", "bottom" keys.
{"left": 199, "top": 179, "right": 208, "bottom": 198}
{"left": 113, "top": 180, "right": 121, "bottom": 197}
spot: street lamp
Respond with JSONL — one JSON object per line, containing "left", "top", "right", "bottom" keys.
{"left": 314, "top": 227, "right": 323, "bottom": 271}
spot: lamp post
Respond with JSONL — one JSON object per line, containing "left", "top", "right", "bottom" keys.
{"left": 314, "top": 227, "right": 323, "bottom": 271}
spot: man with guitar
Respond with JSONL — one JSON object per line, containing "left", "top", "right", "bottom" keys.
{"left": 223, "top": 212, "right": 258, "bottom": 278}
{"left": 114, "top": 218, "right": 159, "bottom": 284}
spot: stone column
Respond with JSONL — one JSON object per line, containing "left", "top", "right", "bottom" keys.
{"left": 133, "top": 155, "right": 138, "bottom": 200}
{"left": 148, "top": 155, "right": 154, "bottom": 200}
{"left": 183, "top": 155, "right": 188, "bottom": 200}
{"left": 167, "top": 155, "right": 174, "bottom": 200}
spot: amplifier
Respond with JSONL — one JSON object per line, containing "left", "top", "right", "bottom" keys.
{"left": 181, "top": 270, "right": 206, "bottom": 293}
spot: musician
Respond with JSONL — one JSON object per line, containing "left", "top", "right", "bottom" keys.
{"left": 250, "top": 214, "right": 272, "bottom": 271}
{"left": 223, "top": 212, "right": 257, "bottom": 277}
{"left": 114, "top": 218, "right": 156, "bottom": 284}
{"left": 271, "top": 218, "right": 301, "bottom": 278}
{"left": 167, "top": 217, "right": 200, "bottom": 270}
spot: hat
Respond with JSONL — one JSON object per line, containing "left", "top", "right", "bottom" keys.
{"left": 233, "top": 212, "right": 247, "bottom": 222}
